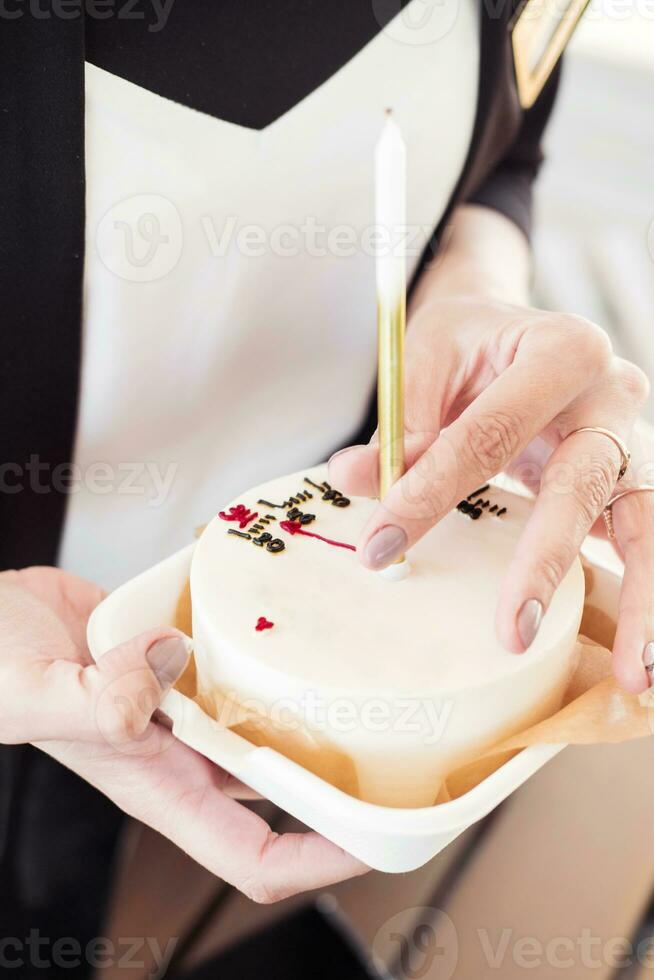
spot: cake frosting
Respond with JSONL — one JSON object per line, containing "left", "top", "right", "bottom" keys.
{"left": 190, "top": 465, "right": 585, "bottom": 808}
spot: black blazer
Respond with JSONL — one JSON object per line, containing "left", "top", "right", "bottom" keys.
{"left": 0, "top": 1, "right": 562, "bottom": 572}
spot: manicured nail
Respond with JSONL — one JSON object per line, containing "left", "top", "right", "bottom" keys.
{"left": 328, "top": 445, "right": 364, "bottom": 465}
{"left": 643, "top": 642, "right": 654, "bottom": 685}
{"left": 146, "top": 636, "right": 192, "bottom": 691}
{"left": 516, "top": 599, "right": 543, "bottom": 651}
{"left": 364, "top": 525, "right": 408, "bottom": 570}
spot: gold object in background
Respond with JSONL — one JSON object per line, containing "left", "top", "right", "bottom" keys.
{"left": 566, "top": 425, "right": 631, "bottom": 481}
{"left": 512, "top": 0, "right": 591, "bottom": 109}
{"left": 603, "top": 485, "right": 654, "bottom": 540}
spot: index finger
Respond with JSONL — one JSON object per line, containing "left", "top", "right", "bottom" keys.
{"left": 357, "top": 323, "right": 610, "bottom": 567}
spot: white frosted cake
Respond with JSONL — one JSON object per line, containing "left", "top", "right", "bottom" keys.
{"left": 190, "top": 465, "right": 585, "bottom": 808}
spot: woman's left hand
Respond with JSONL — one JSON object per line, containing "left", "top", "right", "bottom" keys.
{"left": 329, "top": 293, "right": 654, "bottom": 694}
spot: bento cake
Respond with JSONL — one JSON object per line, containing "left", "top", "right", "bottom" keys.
{"left": 190, "top": 465, "right": 584, "bottom": 808}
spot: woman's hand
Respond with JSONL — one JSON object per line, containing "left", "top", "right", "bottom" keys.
{"left": 0, "top": 567, "right": 366, "bottom": 902}
{"left": 329, "top": 208, "right": 653, "bottom": 695}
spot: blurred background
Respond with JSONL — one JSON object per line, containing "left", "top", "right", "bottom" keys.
{"left": 533, "top": 10, "right": 654, "bottom": 422}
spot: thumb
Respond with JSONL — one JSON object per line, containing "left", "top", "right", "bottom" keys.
{"left": 8, "top": 629, "right": 192, "bottom": 747}
{"left": 88, "top": 629, "right": 193, "bottom": 747}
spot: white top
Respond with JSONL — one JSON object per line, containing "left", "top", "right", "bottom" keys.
{"left": 59, "top": 0, "right": 480, "bottom": 588}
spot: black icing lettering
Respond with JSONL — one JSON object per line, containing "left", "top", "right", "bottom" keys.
{"left": 286, "top": 507, "right": 315, "bottom": 524}
{"left": 252, "top": 532, "right": 273, "bottom": 547}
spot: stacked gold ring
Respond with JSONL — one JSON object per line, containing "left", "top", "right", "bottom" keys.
{"left": 566, "top": 426, "right": 633, "bottom": 541}
{"left": 568, "top": 426, "right": 631, "bottom": 481}
{"left": 603, "top": 486, "right": 654, "bottom": 540}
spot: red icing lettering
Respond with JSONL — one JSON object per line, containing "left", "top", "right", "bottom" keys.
{"left": 219, "top": 504, "right": 258, "bottom": 529}
{"left": 280, "top": 520, "right": 355, "bottom": 552}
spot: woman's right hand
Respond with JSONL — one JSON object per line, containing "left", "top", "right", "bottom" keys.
{"left": 0, "top": 567, "right": 366, "bottom": 902}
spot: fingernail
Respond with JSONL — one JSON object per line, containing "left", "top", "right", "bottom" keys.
{"left": 516, "top": 599, "right": 543, "bottom": 651}
{"left": 328, "top": 445, "right": 364, "bottom": 465}
{"left": 643, "top": 642, "right": 654, "bottom": 685}
{"left": 146, "top": 636, "right": 191, "bottom": 691}
{"left": 364, "top": 525, "right": 408, "bottom": 570}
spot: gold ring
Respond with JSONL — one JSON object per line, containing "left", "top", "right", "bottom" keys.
{"left": 603, "top": 485, "right": 654, "bottom": 540}
{"left": 567, "top": 426, "right": 631, "bottom": 481}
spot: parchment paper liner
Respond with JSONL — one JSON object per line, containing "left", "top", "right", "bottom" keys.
{"left": 172, "top": 572, "right": 654, "bottom": 806}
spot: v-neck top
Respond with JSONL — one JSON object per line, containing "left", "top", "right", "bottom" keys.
{"left": 59, "top": 0, "right": 480, "bottom": 587}
{"left": 0, "top": 1, "right": 566, "bottom": 574}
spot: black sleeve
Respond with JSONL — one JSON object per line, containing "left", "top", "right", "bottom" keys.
{"left": 465, "top": 60, "right": 564, "bottom": 240}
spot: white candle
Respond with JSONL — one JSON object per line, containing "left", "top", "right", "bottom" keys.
{"left": 375, "top": 109, "right": 406, "bottom": 309}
